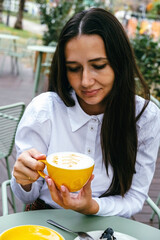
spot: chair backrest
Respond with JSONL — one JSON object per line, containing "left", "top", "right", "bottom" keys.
{"left": 26, "top": 37, "right": 37, "bottom": 44}
{"left": 150, "top": 95, "right": 160, "bottom": 108}
{"left": 0, "top": 102, "right": 25, "bottom": 159}
{"left": 0, "top": 37, "right": 13, "bottom": 54}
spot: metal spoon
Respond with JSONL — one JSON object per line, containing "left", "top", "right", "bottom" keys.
{"left": 47, "top": 219, "right": 94, "bottom": 240}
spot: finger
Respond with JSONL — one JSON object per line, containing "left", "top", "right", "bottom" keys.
{"left": 15, "top": 172, "right": 35, "bottom": 185}
{"left": 27, "top": 148, "right": 46, "bottom": 160}
{"left": 83, "top": 174, "right": 94, "bottom": 192}
{"left": 60, "top": 185, "right": 75, "bottom": 207}
{"left": 45, "top": 177, "right": 64, "bottom": 205}
{"left": 18, "top": 151, "right": 45, "bottom": 171}
{"left": 14, "top": 155, "right": 41, "bottom": 179}
{"left": 60, "top": 185, "right": 70, "bottom": 198}
{"left": 14, "top": 167, "right": 40, "bottom": 183}
{"left": 46, "top": 177, "right": 59, "bottom": 194}
{"left": 16, "top": 178, "right": 33, "bottom": 185}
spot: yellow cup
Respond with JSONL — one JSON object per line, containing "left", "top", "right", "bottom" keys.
{"left": 38, "top": 152, "right": 94, "bottom": 192}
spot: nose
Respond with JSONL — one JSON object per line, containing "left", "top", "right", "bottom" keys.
{"left": 81, "top": 68, "right": 95, "bottom": 87}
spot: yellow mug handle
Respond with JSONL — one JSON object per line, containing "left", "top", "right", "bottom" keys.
{"left": 37, "top": 160, "right": 48, "bottom": 178}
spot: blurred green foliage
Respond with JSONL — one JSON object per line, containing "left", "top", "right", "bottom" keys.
{"left": 151, "top": 2, "right": 160, "bottom": 15}
{"left": 36, "top": 0, "right": 106, "bottom": 45}
{"left": 130, "top": 29, "right": 160, "bottom": 99}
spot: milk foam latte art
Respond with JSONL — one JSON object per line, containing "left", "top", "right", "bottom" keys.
{"left": 48, "top": 152, "right": 94, "bottom": 169}
{"left": 38, "top": 152, "right": 95, "bottom": 192}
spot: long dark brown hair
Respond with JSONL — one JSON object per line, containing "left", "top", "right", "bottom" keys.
{"left": 48, "top": 8, "right": 150, "bottom": 197}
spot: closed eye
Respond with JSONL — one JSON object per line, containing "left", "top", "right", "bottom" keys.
{"left": 66, "top": 66, "right": 81, "bottom": 72}
{"left": 92, "top": 63, "right": 107, "bottom": 70}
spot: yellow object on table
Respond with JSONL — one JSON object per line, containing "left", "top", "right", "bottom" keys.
{"left": 0, "top": 225, "right": 65, "bottom": 240}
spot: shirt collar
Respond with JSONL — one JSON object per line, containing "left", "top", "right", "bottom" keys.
{"left": 67, "top": 91, "right": 103, "bottom": 132}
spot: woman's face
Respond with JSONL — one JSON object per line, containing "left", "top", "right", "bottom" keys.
{"left": 65, "top": 34, "right": 115, "bottom": 115}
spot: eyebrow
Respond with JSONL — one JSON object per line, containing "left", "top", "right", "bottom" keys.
{"left": 89, "top": 57, "right": 108, "bottom": 62}
{"left": 66, "top": 57, "right": 108, "bottom": 64}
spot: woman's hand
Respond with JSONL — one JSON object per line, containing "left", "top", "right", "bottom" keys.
{"left": 45, "top": 175, "right": 99, "bottom": 215}
{"left": 13, "top": 148, "right": 46, "bottom": 191}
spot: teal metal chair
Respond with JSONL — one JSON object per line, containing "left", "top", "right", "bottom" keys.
{"left": 146, "top": 197, "right": 160, "bottom": 229}
{"left": 148, "top": 95, "right": 160, "bottom": 227}
{"left": 0, "top": 102, "right": 25, "bottom": 179}
{"left": 149, "top": 193, "right": 160, "bottom": 224}
{"left": 0, "top": 37, "right": 12, "bottom": 54}
{"left": 0, "top": 102, "right": 25, "bottom": 213}
{"left": 150, "top": 95, "right": 160, "bottom": 108}
{"left": 1, "top": 179, "right": 26, "bottom": 216}
{"left": 1, "top": 179, "right": 13, "bottom": 216}
{"left": 0, "top": 37, "right": 38, "bottom": 77}
{"left": 2, "top": 179, "right": 26, "bottom": 216}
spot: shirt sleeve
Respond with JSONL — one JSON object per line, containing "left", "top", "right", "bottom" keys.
{"left": 11, "top": 95, "right": 52, "bottom": 203}
{"left": 14, "top": 96, "right": 52, "bottom": 156}
{"left": 11, "top": 176, "right": 44, "bottom": 204}
{"left": 93, "top": 102, "right": 160, "bottom": 217}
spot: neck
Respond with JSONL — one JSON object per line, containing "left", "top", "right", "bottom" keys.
{"left": 78, "top": 97, "right": 105, "bottom": 115}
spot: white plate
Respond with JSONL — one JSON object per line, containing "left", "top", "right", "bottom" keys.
{"left": 74, "top": 230, "right": 138, "bottom": 240}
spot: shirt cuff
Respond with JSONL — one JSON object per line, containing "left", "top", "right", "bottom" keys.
{"left": 92, "top": 197, "right": 101, "bottom": 215}
{"left": 11, "top": 176, "right": 38, "bottom": 204}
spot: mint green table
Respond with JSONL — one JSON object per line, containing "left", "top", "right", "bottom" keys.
{"left": 27, "top": 45, "right": 56, "bottom": 97}
{"left": 0, "top": 209, "right": 160, "bottom": 239}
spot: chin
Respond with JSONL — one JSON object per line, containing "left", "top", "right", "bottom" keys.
{"left": 84, "top": 97, "right": 102, "bottom": 104}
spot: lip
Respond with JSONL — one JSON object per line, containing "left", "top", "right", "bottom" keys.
{"left": 82, "top": 89, "right": 100, "bottom": 97}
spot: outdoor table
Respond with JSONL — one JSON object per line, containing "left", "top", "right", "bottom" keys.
{"left": 0, "top": 209, "right": 160, "bottom": 240}
{"left": 27, "top": 45, "right": 56, "bottom": 97}
{"left": 0, "top": 33, "right": 19, "bottom": 42}
{"left": 0, "top": 34, "right": 20, "bottom": 74}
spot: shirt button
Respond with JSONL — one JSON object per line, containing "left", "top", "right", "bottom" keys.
{"left": 90, "top": 126, "right": 94, "bottom": 131}
{"left": 92, "top": 118, "right": 97, "bottom": 122}
{"left": 87, "top": 148, "right": 91, "bottom": 154}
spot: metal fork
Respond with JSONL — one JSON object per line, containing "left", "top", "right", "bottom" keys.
{"left": 47, "top": 219, "right": 94, "bottom": 240}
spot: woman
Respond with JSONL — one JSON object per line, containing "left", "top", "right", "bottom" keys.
{"left": 11, "top": 8, "right": 160, "bottom": 217}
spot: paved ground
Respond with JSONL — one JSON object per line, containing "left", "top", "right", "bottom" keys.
{"left": 0, "top": 52, "right": 160, "bottom": 229}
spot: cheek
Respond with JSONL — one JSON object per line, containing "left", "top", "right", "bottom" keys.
{"left": 104, "top": 70, "right": 115, "bottom": 86}
{"left": 67, "top": 73, "right": 80, "bottom": 88}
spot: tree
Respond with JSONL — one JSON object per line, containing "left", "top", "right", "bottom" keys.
{"left": 14, "top": 0, "right": 26, "bottom": 29}
{"left": 37, "top": 0, "right": 106, "bottom": 45}
{"left": 130, "top": 29, "right": 160, "bottom": 99}
{"left": 0, "top": 0, "right": 4, "bottom": 23}
{"left": 147, "top": 0, "right": 160, "bottom": 15}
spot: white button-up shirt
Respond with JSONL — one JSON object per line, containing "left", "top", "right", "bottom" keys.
{"left": 11, "top": 91, "right": 160, "bottom": 217}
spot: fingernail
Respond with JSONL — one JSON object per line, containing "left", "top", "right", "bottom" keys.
{"left": 61, "top": 185, "right": 66, "bottom": 192}
{"left": 47, "top": 179, "right": 52, "bottom": 187}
